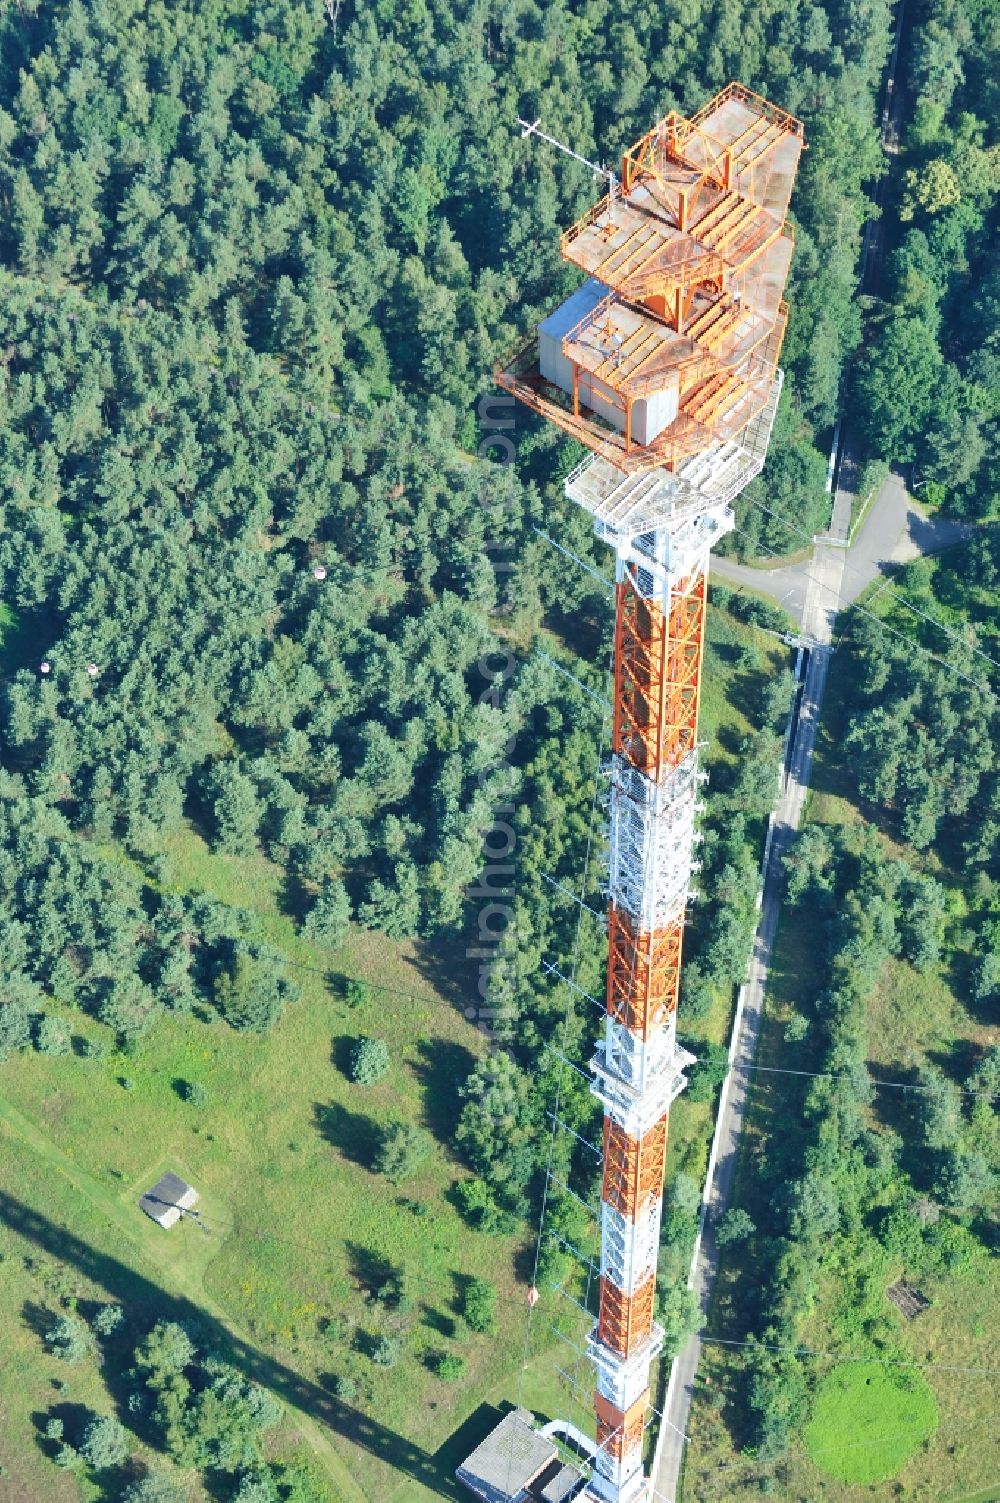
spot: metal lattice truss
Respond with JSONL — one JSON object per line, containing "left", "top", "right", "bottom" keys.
{"left": 612, "top": 570, "right": 707, "bottom": 778}
{"left": 588, "top": 485, "right": 730, "bottom": 1500}
{"left": 609, "top": 752, "right": 702, "bottom": 931}
{"left": 601, "top": 1200, "right": 662, "bottom": 1296}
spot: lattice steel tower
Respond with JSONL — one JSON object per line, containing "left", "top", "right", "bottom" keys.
{"left": 498, "top": 85, "right": 804, "bottom": 1502}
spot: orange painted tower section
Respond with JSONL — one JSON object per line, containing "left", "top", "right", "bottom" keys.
{"left": 498, "top": 85, "right": 803, "bottom": 1501}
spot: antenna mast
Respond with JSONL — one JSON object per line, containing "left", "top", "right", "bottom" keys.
{"left": 518, "top": 117, "right": 619, "bottom": 213}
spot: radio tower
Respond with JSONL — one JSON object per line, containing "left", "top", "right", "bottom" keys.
{"left": 498, "top": 85, "right": 804, "bottom": 1502}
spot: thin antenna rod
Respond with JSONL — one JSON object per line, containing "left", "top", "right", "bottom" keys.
{"left": 517, "top": 117, "right": 619, "bottom": 195}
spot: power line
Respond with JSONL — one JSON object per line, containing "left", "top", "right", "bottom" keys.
{"left": 736, "top": 1059, "right": 999, "bottom": 1102}
{"left": 511, "top": 641, "right": 615, "bottom": 1486}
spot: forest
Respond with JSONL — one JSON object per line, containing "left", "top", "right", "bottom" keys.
{"left": 0, "top": 0, "right": 869, "bottom": 1200}
{"left": 0, "top": 0, "right": 995, "bottom": 1498}
{"left": 0, "top": 0, "right": 903, "bottom": 1210}
{"left": 852, "top": 0, "right": 998, "bottom": 517}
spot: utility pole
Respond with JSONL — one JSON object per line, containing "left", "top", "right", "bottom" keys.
{"left": 500, "top": 83, "right": 804, "bottom": 1502}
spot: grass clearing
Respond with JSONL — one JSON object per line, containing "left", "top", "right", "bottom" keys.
{"left": 803, "top": 1362, "right": 937, "bottom": 1483}
{"left": 0, "top": 821, "right": 545, "bottom": 1502}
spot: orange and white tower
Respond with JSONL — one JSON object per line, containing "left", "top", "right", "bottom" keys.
{"left": 499, "top": 85, "right": 804, "bottom": 1501}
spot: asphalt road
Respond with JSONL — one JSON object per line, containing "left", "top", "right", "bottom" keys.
{"left": 711, "top": 475, "right": 974, "bottom": 628}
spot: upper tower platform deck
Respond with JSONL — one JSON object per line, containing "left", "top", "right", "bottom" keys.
{"left": 495, "top": 83, "right": 803, "bottom": 475}
{"left": 562, "top": 84, "right": 803, "bottom": 326}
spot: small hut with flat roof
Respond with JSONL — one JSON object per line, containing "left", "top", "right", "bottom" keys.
{"left": 139, "top": 1171, "right": 199, "bottom": 1229}
{"left": 456, "top": 1408, "right": 585, "bottom": 1503}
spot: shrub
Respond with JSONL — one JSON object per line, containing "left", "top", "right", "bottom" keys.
{"left": 92, "top": 1304, "right": 125, "bottom": 1336}
{"left": 462, "top": 1278, "right": 497, "bottom": 1334}
{"left": 205, "top": 760, "right": 261, "bottom": 856}
{"left": 370, "top": 1335, "right": 401, "bottom": 1368}
{"left": 0, "top": 990, "right": 33, "bottom": 1060}
{"left": 657, "top": 1282, "right": 701, "bottom": 1357}
{"left": 79, "top": 1413, "right": 129, "bottom": 1469}
{"left": 436, "top": 1353, "right": 466, "bottom": 1382}
{"left": 855, "top": 458, "right": 890, "bottom": 514}
{"left": 731, "top": 594, "right": 788, "bottom": 632}
{"left": 375, "top": 1121, "right": 432, "bottom": 1184}
{"left": 36, "top": 1014, "right": 72, "bottom": 1055}
{"left": 934, "top": 1149, "right": 994, "bottom": 1212}
{"left": 44, "top": 1417, "right": 64, "bottom": 1441}
{"left": 535, "top": 1233, "right": 572, "bottom": 1292}
{"left": 329, "top": 1372, "right": 357, "bottom": 1403}
{"left": 345, "top": 978, "right": 371, "bottom": 1009}
{"left": 716, "top": 1208, "right": 756, "bottom": 1247}
{"left": 303, "top": 878, "right": 351, "bottom": 947}
{"left": 184, "top": 1080, "right": 209, "bottom": 1107}
{"left": 685, "top": 1042, "right": 729, "bottom": 1103}
{"left": 783, "top": 1013, "right": 809, "bottom": 1043}
{"left": 98, "top": 978, "right": 162, "bottom": 1044}
{"left": 349, "top": 1036, "right": 389, "bottom": 1085}
{"left": 373, "top": 1268, "right": 409, "bottom": 1309}
{"left": 134, "top": 1320, "right": 196, "bottom": 1377}
{"left": 454, "top": 1177, "right": 517, "bottom": 1235}
{"left": 121, "top": 1472, "right": 187, "bottom": 1503}
{"left": 45, "top": 1312, "right": 95, "bottom": 1364}
{"left": 233, "top": 1474, "right": 278, "bottom": 1503}
{"left": 667, "top": 1173, "right": 702, "bottom": 1217}
{"left": 679, "top": 963, "right": 713, "bottom": 1023}
{"left": 215, "top": 942, "right": 298, "bottom": 1033}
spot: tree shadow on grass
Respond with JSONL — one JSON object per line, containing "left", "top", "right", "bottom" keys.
{"left": 2, "top": 1191, "right": 457, "bottom": 1496}
{"left": 710, "top": 722, "right": 746, "bottom": 770}
{"left": 926, "top": 1037, "right": 980, "bottom": 1086}
{"left": 420, "top": 1303, "right": 457, "bottom": 1339}
{"left": 344, "top": 1243, "right": 402, "bottom": 1301}
{"left": 409, "top": 932, "right": 476, "bottom": 1014}
{"left": 330, "top": 1033, "right": 356, "bottom": 1080}
{"left": 312, "top": 1101, "right": 380, "bottom": 1169}
{"left": 21, "top": 1299, "right": 55, "bottom": 1343}
{"left": 513, "top": 1240, "right": 541, "bottom": 1287}
{"left": 31, "top": 1400, "right": 92, "bottom": 1458}
{"left": 411, "top": 1038, "right": 477, "bottom": 1144}
{"left": 449, "top": 1270, "right": 476, "bottom": 1319}
{"left": 279, "top": 867, "right": 311, "bottom": 928}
